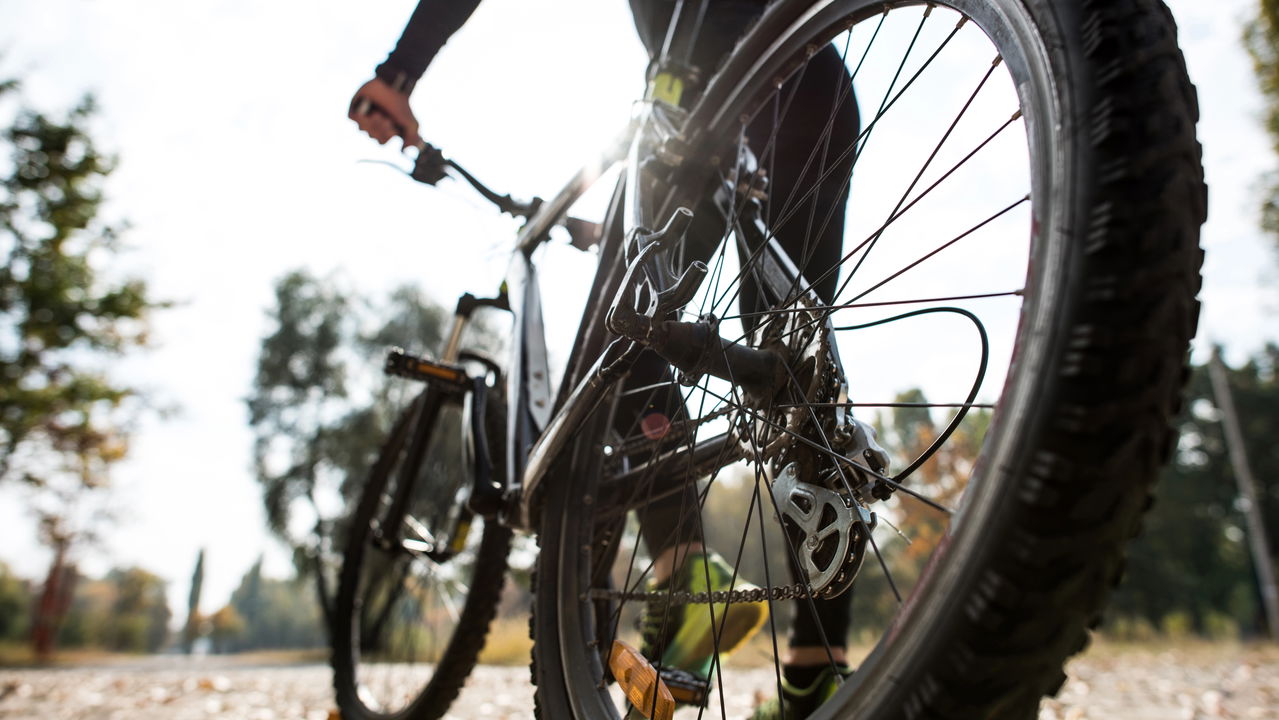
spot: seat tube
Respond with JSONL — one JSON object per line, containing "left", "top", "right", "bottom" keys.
{"left": 658, "top": 0, "right": 711, "bottom": 71}
{"left": 441, "top": 313, "right": 467, "bottom": 364}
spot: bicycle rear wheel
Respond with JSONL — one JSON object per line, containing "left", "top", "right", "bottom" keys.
{"left": 533, "top": 0, "right": 1204, "bottom": 718}
{"left": 332, "top": 388, "right": 512, "bottom": 720}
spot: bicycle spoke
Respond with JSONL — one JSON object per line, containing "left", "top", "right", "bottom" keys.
{"left": 769, "top": 108, "right": 1026, "bottom": 329}
{"left": 837, "top": 54, "right": 1006, "bottom": 292}
{"left": 751, "top": 466, "right": 791, "bottom": 719}
{"left": 723, "top": 289, "right": 1024, "bottom": 323}
{"left": 728, "top": 368, "right": 844, "bottom": 673}
{"left": 779, "top": 401, "right": 995, "bottom": 410}
{"left": 845, "top": 193, "right": 1030, "bottom": 305}
{"left": 532, "top": 0, "right": 1204, "bottom": 714}
{"left": 760, "top": 193, "right": 1027, "bottom": 352}
{"left": 692, "top": 382, "right": 956, "bottom": 516}
{"left": 706, "top": 11, "right": 970, "bottom": 319}
{"left": 776, "top": 359, "right": 908, "bottom": 605}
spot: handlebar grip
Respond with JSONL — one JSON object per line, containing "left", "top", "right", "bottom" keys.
{"left": 412, "top": 143, "right": 449, "bottom": 185}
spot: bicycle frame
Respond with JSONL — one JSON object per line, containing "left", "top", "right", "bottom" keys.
{"left": 434, "top": 114, "right": 643, "bottom": 532}
{"left": 429, "top": 110, "right": 821, "bottom": 534}
{"left": 415, "top": 0, "right": 829, "bottom": 533}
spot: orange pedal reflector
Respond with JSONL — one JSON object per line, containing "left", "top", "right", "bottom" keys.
{"left": 609, "top": 640, "right": 675, "bottom": 720}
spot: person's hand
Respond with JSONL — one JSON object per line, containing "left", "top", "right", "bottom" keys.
{"left": 349, "top": 77, "right": 421, "bottom": 151}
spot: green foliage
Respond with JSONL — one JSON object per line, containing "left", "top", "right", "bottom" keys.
{"left": 1110, "top": 348, "right": 1279, "bottom": 638}
{"left": 0, "top": 562, "right": 31, "bottom": 642}
{"left": 0, "top": 86, "right": 158, "bottom": 489}
{"left": 0, "top": 73, "right": 162, "bottom": 659}
{"left": 45, "top": 565, "right": 171, "bottom": 653}
{"left": 107, "top": 567, "right": 171, "bottom": 652}
{"left": 1246, "top": 0, "right": 1279, "bottom": 244}
{"left": 208, "top": 604, "right": 246, "bottom": 654}
{"left": 246, "top": 270, "right": 453, "bottom": 614}
{"left": 213, "top": 557, "right": 325, "bottom": 652}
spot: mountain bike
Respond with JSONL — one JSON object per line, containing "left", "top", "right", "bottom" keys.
{"left": 330, "top": 1, "right": 1206, "bottom": 719}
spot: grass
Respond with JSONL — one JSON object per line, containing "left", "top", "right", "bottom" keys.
{"left": 0, "top": 643, "right": 329, "bottom": 669}
{"left": 1082, "top": 634, "right": 1279, "bottom": 662}
{"left": 0, "top": 642, "right": 150, "bottom": 668}
{"left": 478, "top": 619, "right": 534, "bottom": 667}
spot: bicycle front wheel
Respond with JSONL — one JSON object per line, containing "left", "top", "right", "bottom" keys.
{"left": 533, "top": 0, "right": 1204, "bottom": 718}
{"left": 332, "top": 389, "right": 512, "bottom": 720}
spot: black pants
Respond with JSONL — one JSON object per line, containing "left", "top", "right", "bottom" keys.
{"left": 625, "top": 0, "right": 859, "bottom": 652}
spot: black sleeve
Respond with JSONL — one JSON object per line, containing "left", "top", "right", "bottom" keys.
{"left": 375, "top": 0, "right": 484, "bottom": 91}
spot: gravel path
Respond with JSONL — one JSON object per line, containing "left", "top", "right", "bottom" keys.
{"left": 0, "top": 644, "right": 1274, "bottom": 719}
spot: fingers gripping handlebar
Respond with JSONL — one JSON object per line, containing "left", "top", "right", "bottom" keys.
{"left": 351, "top": 94, "right": 540, "bottom": 217}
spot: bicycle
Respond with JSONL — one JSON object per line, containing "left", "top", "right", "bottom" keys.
{"left": 330, "top": 1, "right": 1206, "bottom": 718}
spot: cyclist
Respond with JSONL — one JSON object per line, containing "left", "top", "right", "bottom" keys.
{"left": 350, "top": 2, "right": 860, "bottom": 717}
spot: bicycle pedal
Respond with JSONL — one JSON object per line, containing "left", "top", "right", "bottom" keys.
{"left": 659, "top": 667, "right": 709, "bottom": 707}
{"left": 609, "top": 641, "right": 675, "bottom": 720}
{"left": 383, "top": 348, "right": 469, "bottom": 388}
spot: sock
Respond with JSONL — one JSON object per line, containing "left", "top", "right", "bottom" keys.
{"left": 782, "top": 663, "right": 830, "bottom": 690}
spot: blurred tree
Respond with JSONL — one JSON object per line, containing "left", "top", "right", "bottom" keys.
{"left": 1245, "top": 0, "right": 1279, "bottom": 244}
{"left": 849, "top": 392, "right": 988, "bottom": 632}
{"left": 247, "top": 271, "right": 450, "bottom": 624}
{"left": 208, "top": 604, "right": 246, "bottom": 654}
{"left": 222, "top": 558, "right": 325, "bottom": 651}
{"left": 51, "top": 567, "right": 95, "bottom": 648}
{"left": 1112, "top": 349, "right": 1279, "bottom": 637}
{"left": 183, "top": 548, "right": 205, "bottom": 654}
{"left": 0, "top": 78, "right": 161, "bottom": 659}
{"left": 106, "top": 567, "right": 171, "bottom": 652}
{"left": 229, "top": 556, "right": 265, "bottom": 642}
{"left": 51, "top": 566, "right": 170, "bottom": 653}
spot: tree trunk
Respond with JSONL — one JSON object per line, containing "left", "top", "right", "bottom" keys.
{"left": 31, "top": 542, "right": 72, "bottom": 660}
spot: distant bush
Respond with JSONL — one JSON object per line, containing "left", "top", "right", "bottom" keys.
{"left": 1161, "top": 611, "right": 1194, "bottom": 639}
{"left": 0, "top": 563, "right": 31, "bottom": 643}
{"left": 1202, "top": 611, "right": 1240, "bottom": 642}
{"left": 1105, "top": 616, "right": 1159, "bottom": 643}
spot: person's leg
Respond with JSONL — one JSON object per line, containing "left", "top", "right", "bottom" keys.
{"left": 618, "top": 6, "right": 783, "bottom": 683}
{"left": 743, "top": 40, "right": 861, "bottom": 683}
{"left": 623, "top": 1, "right": 865, "bottom": 686}
{"left": 626, "top": 0, "right": 771, "bottom": 582}
{"left": 616, "top": 349, "right": 705, "bottom": 580}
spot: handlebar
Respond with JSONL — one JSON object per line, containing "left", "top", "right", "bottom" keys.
{"left": 353, "top": 97, "right": 623, "bottom": 255}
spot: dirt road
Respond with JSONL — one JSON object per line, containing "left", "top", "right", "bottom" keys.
{"left": 0, "top": 643, "right": 1274, "bottom": 719}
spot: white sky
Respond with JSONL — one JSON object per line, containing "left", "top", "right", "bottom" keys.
{"left": 0, "top": 0, "right": 1276, "bottom": 622}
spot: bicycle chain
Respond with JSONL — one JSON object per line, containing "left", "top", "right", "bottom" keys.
{"left": 590, "top": 320, "right": 844, "bottom": 608}
{"left": 588, "top": 581, "right": 815, "bottom": 606}
{"left": 610, "top": 404, "right": 738, "bottom": 459}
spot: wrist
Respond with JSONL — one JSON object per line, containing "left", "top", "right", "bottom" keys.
{"left": 374, "top": 63, "right": 418, "bottom": 95}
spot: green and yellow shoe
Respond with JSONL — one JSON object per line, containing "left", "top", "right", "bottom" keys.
{"left": 638, "top": 551, "right": 769, "bottom": 679}
{"left": 750, "top": 664, "right": 855, "bottom": 720}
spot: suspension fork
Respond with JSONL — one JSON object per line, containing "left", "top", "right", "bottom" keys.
{"left": 377, "top": 290, "right": 511, "bottom": 554}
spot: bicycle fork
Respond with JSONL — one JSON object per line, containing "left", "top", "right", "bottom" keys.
{"left": 381, "top": 290, "right": 512, "bottom": 551}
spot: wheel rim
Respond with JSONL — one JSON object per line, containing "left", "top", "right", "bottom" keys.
{"left": 546, "top": 1, "right": 1070, "bottom": 717}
